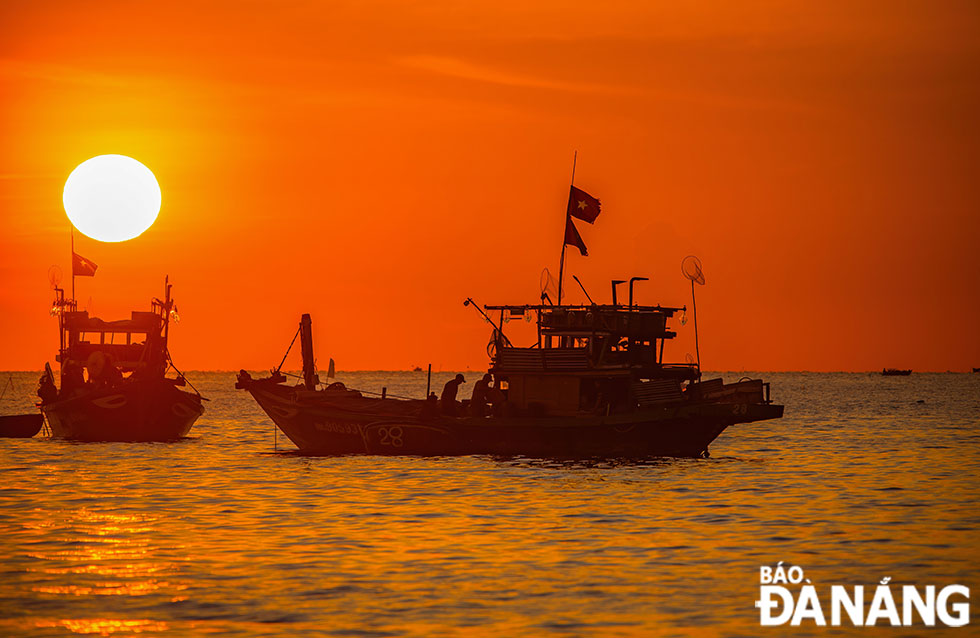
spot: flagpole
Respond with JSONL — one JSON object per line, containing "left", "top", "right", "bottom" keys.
{"left": 70, "top": 225, "right": 75, "bottom": 303}
{"left": 557, "top": 151, "right": 577, "bottom": 306}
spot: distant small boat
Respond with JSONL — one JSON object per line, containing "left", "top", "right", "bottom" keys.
{"left": 882, "top": 368, "right": 912, "bottom": 376}
{"left": 973, "top": 367, "right": 980, "bottom": 373}
{"left": 0, "top": 414, "right": 44, "bottom": 438}
{"left": 412, "top": 366, "right": 423, "bottom": 372}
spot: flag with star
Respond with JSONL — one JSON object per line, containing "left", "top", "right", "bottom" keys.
{"left": 563, "top": 216, "right": 588, "bottom": 257}
{"left": 72, "top": 252, "right": 98, "bottom": 277}
{"left": 566, "top": 185, "right": 601, "bottom": 223}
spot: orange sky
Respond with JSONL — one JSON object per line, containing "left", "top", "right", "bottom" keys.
{"left": 1, "top": 1, "right": 979, "bottom": 372}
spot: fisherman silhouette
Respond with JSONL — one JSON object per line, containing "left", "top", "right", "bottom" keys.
{"left": 470, "top": 373, "right": 492, "bottom": 417}
{"left": 440, "top": 374, "right": 465, "bottom": 416}
{"left": 487, "top": 377, "right": 506, "bottom": 416}
{"left": 37, "top": 373, "right": 58, "bottom": 403}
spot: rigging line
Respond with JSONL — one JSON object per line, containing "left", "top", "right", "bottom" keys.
{"left": 351, "top": 388, "right": 417, "bottom": 400}
{"left": 276, "top": 327, "right": 301, "bottom": 373}
{"left": 279, "top": 369, "right": 417, "bottom": 400}
{"left": 165, "top": 349, "right": 205, "bottom": 398}
{"left": 279, "top": 371, "right": 418, "bottom": 400}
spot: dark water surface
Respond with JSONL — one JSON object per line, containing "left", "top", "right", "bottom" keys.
{"left": 1, "top": 371, "right": 978, "bottom": 636}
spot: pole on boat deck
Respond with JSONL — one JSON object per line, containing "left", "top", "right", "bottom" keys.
{"left": 628, "top": 277, "right": 648, "bottom": 309}
{"left": 572, "top": 275, "right": 594, "bottom": 304}
{"left": 70, "top": 226, "right": 75, "bottom": 303}
{"left": 426, "top": 364, "right": 432, "bottom": 396}
{"left": 611, "top": 280, "right": 625, "bottom": 306}
{"left": 691, "top": 280, "right": 701, "bottom": 374}
{"left": 299, "top": 313, "right": 317, "bottom": 390}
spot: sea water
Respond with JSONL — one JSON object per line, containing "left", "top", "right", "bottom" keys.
{"left": 1, "top": 371, "right": 978, "bottom": 637}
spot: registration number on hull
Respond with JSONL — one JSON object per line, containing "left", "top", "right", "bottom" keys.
{"left": 313, "top": 421, "right": 361, "bottom": 435}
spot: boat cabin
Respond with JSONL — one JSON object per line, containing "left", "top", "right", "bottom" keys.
{"left": 59, "top": 311, "right": 167, "bottom": 373}
{"left": 50, "top": 281, "right": 176, "bottom": 385}
{"left": 486, "top": 303, "right": 699, "bottom": 417}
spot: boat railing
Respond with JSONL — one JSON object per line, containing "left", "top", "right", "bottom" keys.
{"left": 687, "top": 378, "right": 772, "bottom": 404}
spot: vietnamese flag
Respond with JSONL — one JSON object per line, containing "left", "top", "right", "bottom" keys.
{"left": 564, "top": 216, "right": 588, "bottom": 256}
{"left": 567, "top": 185, "right": 601, "bottom": 223}
{"left": 72, "top": 252, "right": 98, "bottom": 277}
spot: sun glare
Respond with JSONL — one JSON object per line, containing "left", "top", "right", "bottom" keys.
{"left": 63, "top": 155, "right": 162, "bottom": 242}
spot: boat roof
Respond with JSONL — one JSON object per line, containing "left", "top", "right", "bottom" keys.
{"left": 485, "top": 303, "right": 683, "bottom": 317}
{"left": 64, "top": 311, "right": 162, "bottom": 333}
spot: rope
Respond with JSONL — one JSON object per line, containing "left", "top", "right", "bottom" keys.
{"left": 351, "top": 387, "right": 418, "bottom": 400}
{"left": 278, "top": 370, "right": 419, "bottom": 401}
{"left": 275, "top": 327, "right": 301, "bottom": 373}
{"left": 165, "top": 349, "right": 205, "bottom": 398}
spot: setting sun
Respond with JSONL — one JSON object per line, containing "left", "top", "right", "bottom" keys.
{"left": 62, "top": 154, "right": 161, "bottom": 243}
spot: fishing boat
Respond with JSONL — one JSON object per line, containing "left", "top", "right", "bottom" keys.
{"left": 0, "top": 414, "right": 44, "bottom": 438}
{"left": 882, "top": 368, "right": 912, "bottom": 376}
{"left": 237, "top": 298, "right": 783, "bottom": 458}
{"left": 238, "top": 173, "right": 782, "bottom": 457}
{"left": 0, "top": 376, "right": 44, "bottom": 437}
{"left": 37, "top": 278, "right": 204, "bottom": 441}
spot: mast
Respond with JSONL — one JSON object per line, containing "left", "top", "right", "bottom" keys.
{"left": 557, "top": 151, "right": 577, "bottom": 306}
{"left": 299, "top": 313, "right": 317, "bottom": 390}
{"left": 162, "top": 275, "right": 172, "bottom": 346}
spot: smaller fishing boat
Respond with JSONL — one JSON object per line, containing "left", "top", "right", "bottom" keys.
{"left": 38, "top": 277, "right": 204, "bottom": 441}
{"left": 0, "top": 414, "right": 44, "bottom": 438}
{"left": 0, "top": 376, "right": 43, "bottom": 437}
{"left": 882, "top": 368, "right": 912, "bottom": 376}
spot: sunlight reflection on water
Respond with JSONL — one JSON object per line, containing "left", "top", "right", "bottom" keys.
{"left": 1, "top": 371, "right": 978, "bottom": 636}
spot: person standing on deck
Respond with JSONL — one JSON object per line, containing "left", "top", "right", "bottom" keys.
{"left": 470, "top": 373, "right": 492, "bottom": 416}
{"left": 441, "top": 374, "right": 466, "bottom": 416}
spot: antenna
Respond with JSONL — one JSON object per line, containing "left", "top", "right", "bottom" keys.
{"left": 572, "top": 275, "right": 594, "bottom": 304}
{"left": 463, "top": 298, "right": 512, "bottom": 346}
{"left": 681, "top": 255, "right": 706, "bottom": 376}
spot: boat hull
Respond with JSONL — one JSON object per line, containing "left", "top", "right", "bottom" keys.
{"left": 243, "top": 379, "right": 783, "bottom": 458}
{"left": 41, "top": 379, "right": 203, "bottom": 442}
{"left": 0, "top": 414, "right": 44, "bottom": 438}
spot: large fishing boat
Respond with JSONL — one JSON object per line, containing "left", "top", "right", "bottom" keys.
{"left": 237, "top": 296, "right": 783, "bottom": 458}
{"left": 239, "top": 172, "right": 782, "bottom": 457}
{"left": 37, "top": 278, "right": 204, "bottom": 441}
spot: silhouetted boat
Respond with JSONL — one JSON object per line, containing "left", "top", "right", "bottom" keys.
{"left": 37, "top": 278, "right": 204, "bottom": 441}
{"left": 882, "top": 368, "right": 912, "bottom": 376}
{"left": 0, "top": 414, "right": 44, "bottom": 438}
{"left": 973, "top": 368, "right": 979, "bottom": 373}
{"left": 238, "top": 303, "right": 783, "bottom": 458}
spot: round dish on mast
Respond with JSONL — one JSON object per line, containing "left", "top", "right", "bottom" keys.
{"left": 47, "top": 266, "right": 63, "bottom": 289}
{"left": 539, "top": 267, "right": 558, "bottom": 304}
{"left": 681, "top": 255, "right": 705, "bottom": 285}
